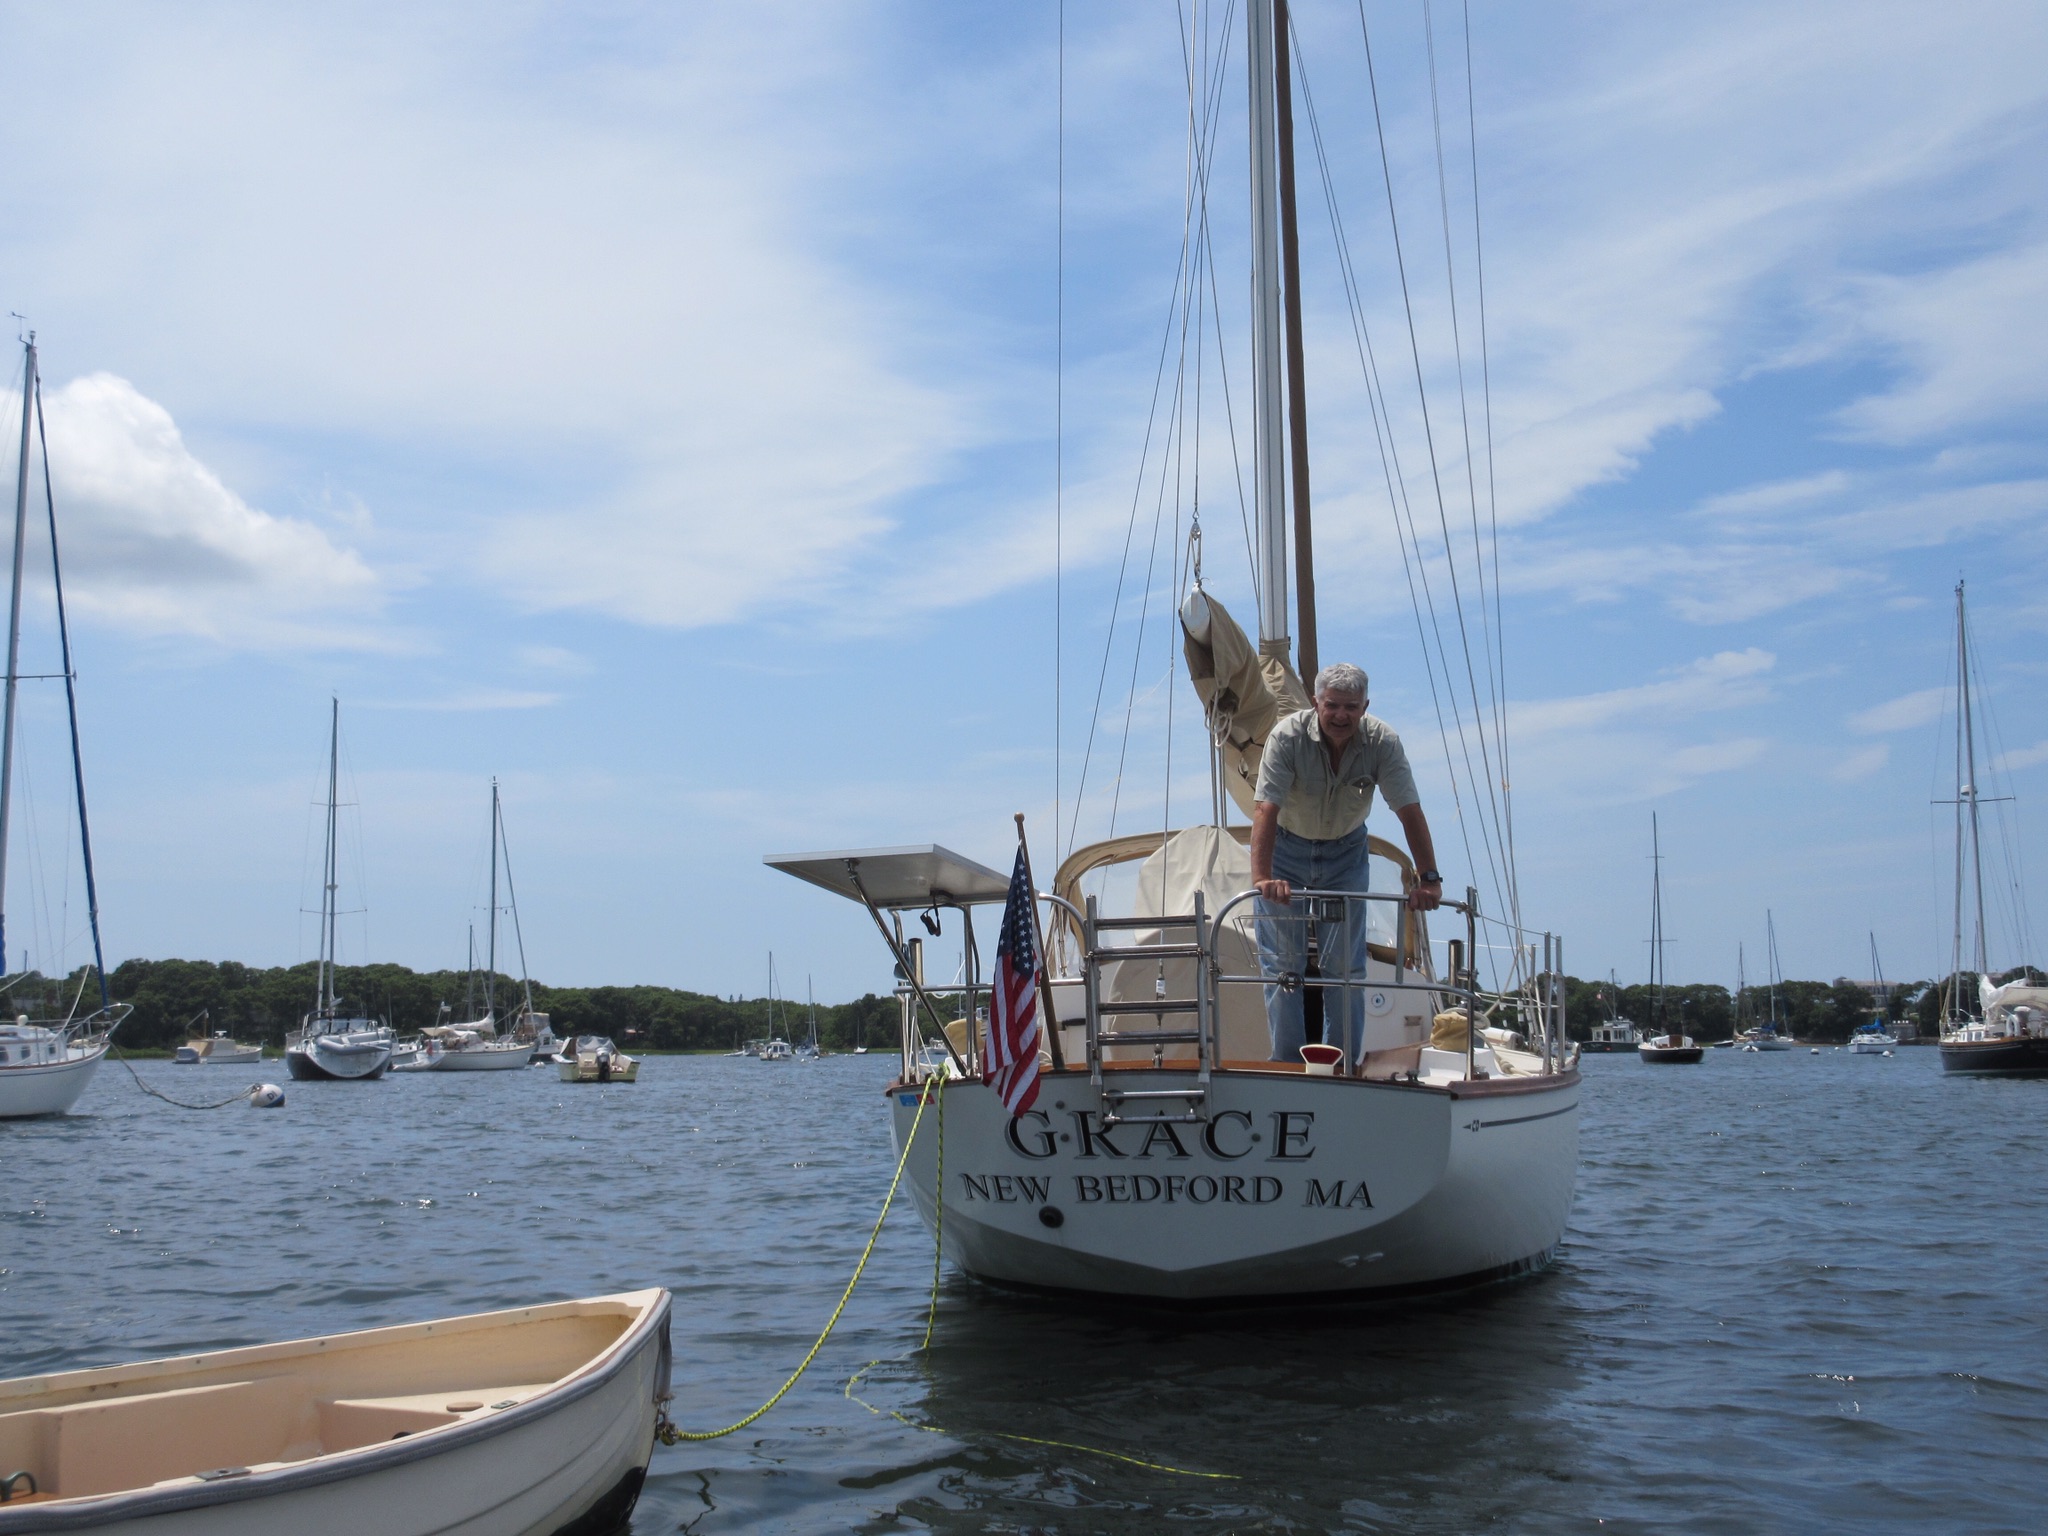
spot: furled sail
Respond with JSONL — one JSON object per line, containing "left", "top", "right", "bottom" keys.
{"left": 1179, "top": 588, "right": 1310, "bottom": 818}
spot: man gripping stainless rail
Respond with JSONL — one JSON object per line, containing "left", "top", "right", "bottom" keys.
{"left": 1250, "top": 662, "right": 1443, "bottom": 1065}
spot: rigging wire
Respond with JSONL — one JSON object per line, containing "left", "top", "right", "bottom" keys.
{"left": 1291, "top": 40, "right": 1499, "bottom": 966}
{"left": 1054, "top": 0, "right": 1064, "bottom": 852}
{"left": 1423, "top": 0, "right": 1518, "bottom": 937}
{"left": 1353, "top": 2, "right": 1518, "bottom": 959}
{"left": 1066, "top": 0, "right": 1240, "bottom": 859}
{"left": 1461, "top": 0, "right": 1518, "bottom": 920}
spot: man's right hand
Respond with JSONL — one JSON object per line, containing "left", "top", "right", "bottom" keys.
{"left": 1255, "top": 878, "right": 1292, "bottom": 904}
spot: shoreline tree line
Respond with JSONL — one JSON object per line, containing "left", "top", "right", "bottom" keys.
{"left": 39, "top": 958, "right": 903, "bottom": 1053}
{"left": 5, "top": 958, "right": 2039, "bottom": 1052}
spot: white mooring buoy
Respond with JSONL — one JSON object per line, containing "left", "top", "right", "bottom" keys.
{"left": 248, "top": 1083, "right": 286, "bottom": 1109}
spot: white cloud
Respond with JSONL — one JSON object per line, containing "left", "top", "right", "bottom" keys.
{"left": 1830, "top": 743, "right": 1890, "bottom": 781}
{"left": 12, "top": 374, "right": 378, "bottom": 648}
{"left": 1836, "top": 242, "right": 2048, "bottom": 442}
{"left": 1849, "top": 687, "right": 1947, "bottom": 735}
{"left": 1514, "top": 649, "right": 1775, "bottom": 737}
{"left": 360, "top": 690, "right": 560, "bottom": 712}
{"left": 1995, "top": 740, "right": 2048, "bottom": 772}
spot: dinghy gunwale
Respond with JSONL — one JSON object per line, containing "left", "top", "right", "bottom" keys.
{"left": 0, "top": 1288, "right": 670, "bottom": 1531}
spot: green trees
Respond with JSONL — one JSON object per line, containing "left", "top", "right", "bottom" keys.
{"left": 100, "top": 957, "right": 901, "bottom": 1054}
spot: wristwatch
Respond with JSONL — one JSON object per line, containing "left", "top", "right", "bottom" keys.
{"left": 1419, "top": 870, "right": 1442, "bottom": 884}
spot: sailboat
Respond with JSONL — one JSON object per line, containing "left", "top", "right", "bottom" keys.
{"left": 425, "top": 780, "right": 532, "bottom": 1072}
{"left": 770, "top": 4, "right": 1579, "bottom": 1301}
{"left": 796, "top": 977, "right": 824, "bottom": 1060}
{"left": 283, "top": 700, "right": 395, "bottom": 1081}
{"left": 1637, "top": 815, "right": 1701, "bottom": 1063}
{"left": 756, "top": 954, "right": 794, "bottom": 1061}
{"left": 1935, "top": 582, "right": 2048, "bottom": 1076}
{"left": 0, "top": 335, "right": 130, "bottom": 1118}
{"left": 1849, "top": 934, "right": 1899, "bottom": 1054}
{"left": 1743, "top": 911, "right": 1796, "bottom": 1049}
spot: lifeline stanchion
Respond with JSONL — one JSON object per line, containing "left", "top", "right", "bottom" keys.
{"left": 654, "top": 1072, "right": 947, "bottom": 1445}
{"left": 110, "top": 1044, "right": 274, "bottom": 1111}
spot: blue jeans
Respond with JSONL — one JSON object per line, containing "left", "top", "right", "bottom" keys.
{"left": 1255, "top": 825, "right": 1371, "bottom": 1063}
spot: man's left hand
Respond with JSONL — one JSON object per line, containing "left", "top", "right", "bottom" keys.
{"left": 1408, "top": 878, "right": 1442, "bottom": 912}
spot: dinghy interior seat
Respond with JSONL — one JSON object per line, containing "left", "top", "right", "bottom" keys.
{"left": 0, "top": 1307, "right": 636, "bottom": 1502}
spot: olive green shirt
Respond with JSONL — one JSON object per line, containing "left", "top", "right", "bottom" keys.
{"left": 1254, "top": 708, "right": 1420, "bottom": 840}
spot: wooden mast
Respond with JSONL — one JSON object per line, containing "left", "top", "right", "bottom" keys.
{"left": 1273, "top": 0, "right": 1317, "bottom": 686}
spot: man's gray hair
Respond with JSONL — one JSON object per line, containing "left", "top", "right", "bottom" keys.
{"left": 1314, "top": 662, "right": 1368, "bottom": 699}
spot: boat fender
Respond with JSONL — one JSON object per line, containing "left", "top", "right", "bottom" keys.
{"left": 249, "top": 1083, "right": 286, "bottom": 1109}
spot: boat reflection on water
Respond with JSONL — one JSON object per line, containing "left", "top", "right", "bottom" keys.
{"left": 851, "top": 1275, "right": 1591, "bottom": 1527}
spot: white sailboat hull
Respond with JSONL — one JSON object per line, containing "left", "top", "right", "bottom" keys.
{"left": 889, "top": 1069, "right": 1578, "bottom": 1301}
{"left": 430, "top": 1043, "right": 532, "bottom": 1072}
{"left": 0, "top": 1042, "right": 108, "bottom": 1119}
{"left": 286, "top": 1036, "right": 393, "bottom": 1081}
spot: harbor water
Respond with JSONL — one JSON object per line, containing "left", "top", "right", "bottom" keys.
{"left": 7, "top": 1049, "right": 2045, "bottom": 1533}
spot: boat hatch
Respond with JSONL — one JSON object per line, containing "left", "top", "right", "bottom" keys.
{"left": 765, "top": 845, "right": 1011, "bottom": 910}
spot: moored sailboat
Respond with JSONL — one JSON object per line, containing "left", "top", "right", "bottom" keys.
{"left": 1637, "top": 815, "right": 1700, "bottom": 1064}
{"left": 772, "top": 5, "right": 1578, "bottom": 1301}
{"left": 1934, "top": 582, "right": 2048, "bottom": 1077}
{"left": 0, "top": 336, "right": 130, "bottom": 1119}
{"left": 284, "top": 701, "right": 394, "bottom": 1082}
{"left": 425, "top": 783, "right": 530, "bottom": 1073}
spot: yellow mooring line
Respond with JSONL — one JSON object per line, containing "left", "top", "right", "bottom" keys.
{"left": 661, "top": 1071, "right": 1232, "bottom": 1480}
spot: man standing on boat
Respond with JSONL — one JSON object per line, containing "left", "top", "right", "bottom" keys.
{"left": 1251, "top": 663, "right": 1442, "bottom": 1064}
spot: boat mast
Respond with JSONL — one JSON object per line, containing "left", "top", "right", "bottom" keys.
{"left": 0, "top": 338, "right": 36, "bottom": 974}
{"left": 494, "top": 789, "right": 537, "bottom": 1020}
{"left": 1649, "top": 813, "right": 1665, "bottom": 1033}
{"left": 320, "top": 697, "right": 340, "bottom": 1015}
{"left": 1246, "top": 0, "right": 1290, "bottom": 658}
{"left": 1766, "top": 910, "right": 1782, "bottom": 1028}
{"left": 485, "top": 778, "right": 499, "bottom": 1022}
{"left": 1272, "top": 0, "right": 1317, "bottom": 682}
{"left": 1956, "top": 581, "right": 1989, "bottom": 981}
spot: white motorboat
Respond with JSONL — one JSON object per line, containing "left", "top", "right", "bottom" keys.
{"left": 284, "top": 701, "right": 393, "bottom": 1083}
{"left": 1848, "top": 1024, "right": 1898, "bottom": 1054}
{"left": 172, "top": 1032, "right": 263, "bottom": 1067}
{"left": 0, "top": 1289, "right": 670, "bottom": 1534}
{"left": 510, "top": 1007, "right": 557, "bottom": 1064}
{"left": 0, "top": 336, "right": 131, "bottom": 1119}
{"left": 756, "top": 1038, "right": 794, "bottom": 1061}
{"left": 387, "top": 1036, "right": 446, "bottom": 1073}
{"left": 554, "top": 1036, "right": 638, "bottom": 1083}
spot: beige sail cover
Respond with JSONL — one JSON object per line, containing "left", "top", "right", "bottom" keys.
{"left": 1982, "top": 977, "right": 2048, "bottom": 1034}
{"left": 1180, "top": 590, "right": 1310, "bottom": 819}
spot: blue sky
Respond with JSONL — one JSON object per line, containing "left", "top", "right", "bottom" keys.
{"left": 0, "top": 1, "right": 2042, "bottom": 1001}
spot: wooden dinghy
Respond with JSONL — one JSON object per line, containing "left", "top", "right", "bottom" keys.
{"left": 0, "top": 1289, "right": 670, "bottom": 1535}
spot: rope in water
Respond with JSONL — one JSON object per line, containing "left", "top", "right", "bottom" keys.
{"left": 109, "top": 1044, "right": 266, "bottom": 1110}
{"left": 655, "top": 1073, "right": 945, "bottom": 1443}
{"left": 842, "top": 1076, "right": 1233, "bottom": 1482}
{"left": 657, "top": 1066, "right": 1230, "bottom": 1479}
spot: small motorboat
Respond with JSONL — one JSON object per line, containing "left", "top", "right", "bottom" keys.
{"left": 1638, "top": 1032, "right": 1703, "bottom": 1064}
{"left": 0, "top": 1289, "right": 671, "bottom": 1534}
{"left": 387, "top": 1035, "right": 446, "bottom": 1073}
{"left": 172, "top": 1025, "right": 264, "bottom": 1067}
{"left": 554, "top": 1036, "right": 639, "bottom": 1083}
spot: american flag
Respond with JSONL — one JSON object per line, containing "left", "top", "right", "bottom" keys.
{"left": 984, "top": 846, "right": 1043, "bottom": 1116}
